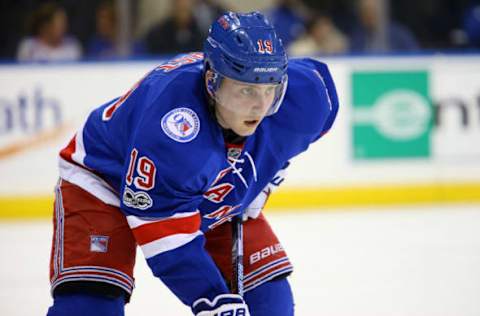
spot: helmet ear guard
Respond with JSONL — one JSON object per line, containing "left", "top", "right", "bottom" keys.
{"left": 205, "top": 68, "right": 221, "bottom": 98}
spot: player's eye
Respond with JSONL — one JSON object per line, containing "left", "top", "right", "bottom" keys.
{"left": 240, "top": 87, "right": 256, "bottom": 97}
{"left": 265, "top": 86, "right": 275, "bottom": 96}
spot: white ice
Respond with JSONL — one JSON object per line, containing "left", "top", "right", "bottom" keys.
{"left": 1, "top": 204, "right": 480, "bottom": 316}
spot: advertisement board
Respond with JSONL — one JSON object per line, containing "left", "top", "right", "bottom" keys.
{"left": 1, "top": 56, "right": 479, "bottom": 217}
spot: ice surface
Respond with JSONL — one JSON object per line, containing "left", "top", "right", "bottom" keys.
{"left": 1, "top": 204, "right": 480, "bottom": 316}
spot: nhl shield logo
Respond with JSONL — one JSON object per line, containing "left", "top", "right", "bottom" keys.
{"left": 161, "top": 107, "right": 200, "bottom": 143}
{"left": 90, "top": 235, "right": 109, "bottom": 253}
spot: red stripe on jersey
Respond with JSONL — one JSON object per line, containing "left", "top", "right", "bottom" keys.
{"left": 59, "top": 135, "right": 76, "bottom": 162}
{"left": 244, "top": 261, "right": 292, "bottom": 286}
{"left": 132, "top": 213, "right": 201, "bottom": 245}
{"left": 103, "top": 89, "right": 133, "bottom": 119}
{"left": 225, "top": 143, "right": 244, "bottom": 149}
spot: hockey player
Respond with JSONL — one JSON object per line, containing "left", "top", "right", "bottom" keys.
{"left": 46, "top": 11, "right": 338, "bottom": 316}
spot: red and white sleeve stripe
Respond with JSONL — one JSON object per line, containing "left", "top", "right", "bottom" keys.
{"left": 127, "top": 211, "right": 202, "bottom": 259}
{"left": 60, "top": 120, "right": 87, "bottom": 166}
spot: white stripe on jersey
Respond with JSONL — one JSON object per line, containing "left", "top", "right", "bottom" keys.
{"left": 140, "top": 231, "right": 203, "bottom": 259}
{"left": 71, "top": 120, "right": 87, "bottom": 165}
{"left": 59, "top": 157, "right": 120, "bottom": 207}
{"left": 126, "top": 211, "right": 200, "bottom": 229}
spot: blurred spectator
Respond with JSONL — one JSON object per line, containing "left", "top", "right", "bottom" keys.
{"left": 301, "top": 0, "right": 356, "bottom": 36}
{"left": 391, "top": 0, "right": 471, "bottom": 50}
{"left": 350, "top": 0, "right": 419, "bottom": 53}
{"left": 193, "top": 0, "right": 229, "bottom": 36}
{"left": 463, "top": 2, "right": 480, "bottom": 47}
{"left": 87, "top": 0, "right": 145, "bottom": 59}
{"left": 16, "top": 2, "right": 82, "bottom": 62}
{"left": 289, "top": 13, "right": 348, "bottom": 56}
{"left": 266, "top": 0, "right": 309, "bottom": 48}
{"left": 144, "top": 0, "right": 203, "bottom": 55}
{"left": 87, "top": 0, "right": 117, "bottom": 58}
{"left": 61, "top": 0, "right": 100, "bottom": 52}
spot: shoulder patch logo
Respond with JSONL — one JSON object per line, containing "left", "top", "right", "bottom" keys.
{"left": 161, "top": 107, "right": 200, "bottom": 143}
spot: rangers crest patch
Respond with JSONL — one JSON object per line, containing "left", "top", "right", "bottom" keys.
{"left": 90, "top": 235, "right": 109, "bottom": 253}
{"left": 161, "top": 107, "right": 200, "bottom": 143}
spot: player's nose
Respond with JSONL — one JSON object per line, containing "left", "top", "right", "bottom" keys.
{"left": 252, "top": 93, "right": 271, "bottom": 113}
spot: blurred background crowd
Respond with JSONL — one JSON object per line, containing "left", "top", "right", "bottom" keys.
{"left": 1, "top": 0, "right": 480, "bottom": 62}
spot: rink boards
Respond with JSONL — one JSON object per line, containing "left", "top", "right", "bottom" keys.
{"left": 1, "top": 55, "right": 480, "bottom": 218}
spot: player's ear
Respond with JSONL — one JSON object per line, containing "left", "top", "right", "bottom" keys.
{"left": 205, "top": 70, "right": 216, "bottom": 98}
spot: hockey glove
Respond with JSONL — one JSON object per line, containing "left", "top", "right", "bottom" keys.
{"left": 192, "top": 294, "right": 250, "bottom": 316}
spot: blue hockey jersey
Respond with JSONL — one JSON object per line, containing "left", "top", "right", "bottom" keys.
{"left": 59, "top": 52, "right": 339, "bottom": 305}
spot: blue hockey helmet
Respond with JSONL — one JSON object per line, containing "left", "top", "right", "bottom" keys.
{"left": 204, "top": 11, "right": 288, "bottom": 116}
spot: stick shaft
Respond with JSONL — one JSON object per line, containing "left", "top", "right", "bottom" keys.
{"left": 231, "top": 215, "right": 244, "bottom": 296}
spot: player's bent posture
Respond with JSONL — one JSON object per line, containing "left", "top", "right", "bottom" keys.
{"left": 46, "top": 11, "right": 338, "bottom": 316}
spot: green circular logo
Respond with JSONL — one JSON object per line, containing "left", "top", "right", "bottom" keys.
{"left": 373, "top": 90, "right": 431, "bottom": 140}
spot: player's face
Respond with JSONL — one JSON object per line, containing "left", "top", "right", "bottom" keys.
{"left": 213, "top": 77, "right": 277, "bottom": 136}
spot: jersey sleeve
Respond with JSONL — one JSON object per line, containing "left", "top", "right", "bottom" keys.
{"left": 119, "top": 99, "right": 230, "bottom": 306}
{"left": 270, "top": 58, "right": 340, "bottom": 159}
{"left": 287, "top": 58, "right": 340, "bottom": 142}
{"left": 309, "top": 59, "right": 339, "bottom": 140}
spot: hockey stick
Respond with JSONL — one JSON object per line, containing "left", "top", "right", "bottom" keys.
{"left": 231, "top": 214, "right": 244, "bottom": 296}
